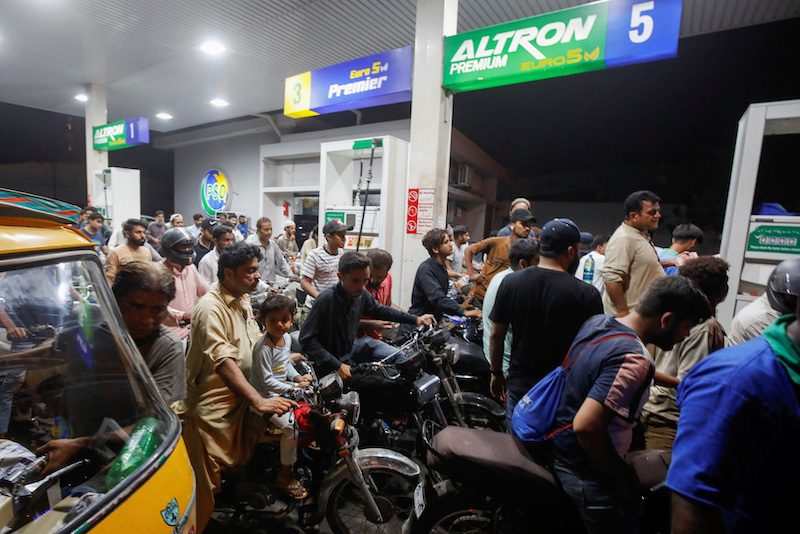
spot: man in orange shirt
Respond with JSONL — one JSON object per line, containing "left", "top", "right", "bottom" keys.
{"left": 465, "top": 208, "right": 536, "bottom": 302}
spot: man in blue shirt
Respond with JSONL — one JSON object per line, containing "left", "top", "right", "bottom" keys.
{"left": 658, "top": 223, "right": 703, "bottom": 276}
{"left": 668, "top": 273, "right": 800, "bottom": 533}
{"left": 550, "top": 276, "right": 710, "bottom": 534}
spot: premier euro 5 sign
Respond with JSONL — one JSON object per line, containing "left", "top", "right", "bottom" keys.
{"left": 200, "top": 169, "right": 230, "bottom": 217}
{"left": 284, "top": 46, "right": 412, "bottom": 118}
{"left": 443, "top": 0, "right": 682, "bottom": 92}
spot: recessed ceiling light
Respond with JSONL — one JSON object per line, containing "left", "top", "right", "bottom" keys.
{"left": 74, "top": 93, "right": 89, "bottom": 102}
{"left": 155, "top": 112, "right": 173, "bottom": 120}
{"left": 198, "top": 40, "right": 226, "bottom": 56}
{"left": 209, "top": 98, "right": 229, "bottom": 108}
{"left": 477, "top": 77, "right": 484, "bottom": 80}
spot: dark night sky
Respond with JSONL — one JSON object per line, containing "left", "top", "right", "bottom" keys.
{"left": 1, "top": 16, "right": 798, "bottom": 225}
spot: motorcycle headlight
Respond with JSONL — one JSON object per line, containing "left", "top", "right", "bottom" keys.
{"left": 318, "top": 373, "right": 343, "bottom": 404}
{"left": 336, "top": 391, "right": 361, "bottom": 425}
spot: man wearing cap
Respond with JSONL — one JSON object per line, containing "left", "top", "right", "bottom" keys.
{"left": 465, "top": 208, "right": 536, "bottom": 303}
{"left": 194, "top": 218, "right": 217, "bottom": 265}
{"left": 603, "top": 191, "right": 665, "bottom": 316}
{"left": 277, "top": 220, "right": 299, "bottom": 258}
{"left": 729, "top": 258, "right": 800, "bottom": 344}
{"left": 300, "top": 219, "right": 350, "bottom": 311}
{"left": 497, "top": 198, "right": 534, "bottom": 237}
{"left": 490, "top": 218, "right": 603, "bottom": 422}
{"left": 668, "top": 263, "right": 800, "bottom": 533}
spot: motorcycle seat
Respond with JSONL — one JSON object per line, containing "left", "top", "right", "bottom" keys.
{"left": 428, "top": 426, "right": 556, "bottom": 493}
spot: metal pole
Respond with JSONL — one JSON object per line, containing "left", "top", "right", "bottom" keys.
{"left": 356, "top": 140, "right": 377, "bottom": 252}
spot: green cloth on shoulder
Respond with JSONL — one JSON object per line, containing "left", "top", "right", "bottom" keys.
{"left": 763, "top": 314, "right": 800, "bottom": 386}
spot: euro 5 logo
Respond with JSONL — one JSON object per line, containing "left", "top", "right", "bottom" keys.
{"left": 200, "top": 169, "right": 230, "bottom": 216}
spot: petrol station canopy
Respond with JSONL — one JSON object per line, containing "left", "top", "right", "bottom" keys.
{"left": 1, "top": 0, "right": 798, "bottom": 132}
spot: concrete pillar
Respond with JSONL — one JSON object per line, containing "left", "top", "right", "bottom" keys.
{"left": 399, "top": 0, "right": 459, "bottom": 309}
{"left": 84, "top": 83, "right": 108, "bottom": 206}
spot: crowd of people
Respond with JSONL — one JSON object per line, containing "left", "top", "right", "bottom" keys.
{"left": 63, "top": 191, "right": 799, "bottom": 533}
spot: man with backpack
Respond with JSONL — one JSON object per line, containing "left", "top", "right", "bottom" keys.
{"left": 546, "top": 276, "right": 710, "bottom": 534}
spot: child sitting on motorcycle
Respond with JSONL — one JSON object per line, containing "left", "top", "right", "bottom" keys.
{"left": 250, "top": 294, "right": 312, "bottom": 500}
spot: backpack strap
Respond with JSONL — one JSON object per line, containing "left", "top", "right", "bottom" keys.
{"left": 549, "top": 332, "right": 639, "bottom": 440}
{"left": 561, "top": 332, "right": 638, "bottom": 372}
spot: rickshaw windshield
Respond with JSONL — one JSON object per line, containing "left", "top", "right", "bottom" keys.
{"left": 0, "top": 256, "right": 177, "bottom": 531}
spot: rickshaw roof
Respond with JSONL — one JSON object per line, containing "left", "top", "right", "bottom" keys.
{"left": 0, "top": 189, "right": 94, "bottom": 256}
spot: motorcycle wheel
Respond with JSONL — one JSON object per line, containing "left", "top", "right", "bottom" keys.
{"left": 325, "top": 466, "right": 417, "bottom": 534}
{"left": 411, "top": 492, "right": 495, "bottom": 534}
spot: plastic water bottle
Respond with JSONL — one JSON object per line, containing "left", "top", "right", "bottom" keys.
{"left": 582, "top": 254, "right": 595, "bottom": 284}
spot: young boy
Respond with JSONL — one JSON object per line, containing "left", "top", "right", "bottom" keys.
{"left": 250, "top": 294, "right": 312, "bottom": 500}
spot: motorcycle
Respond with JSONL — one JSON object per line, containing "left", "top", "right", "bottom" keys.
{"left": 410, "top": 425, "right": 671, "bottom": 534}
{"left": 351, "top": 325, "right": 504, "bottom": 456}
{"left": 213, "top": 361, "right": 421, "bottom": 534}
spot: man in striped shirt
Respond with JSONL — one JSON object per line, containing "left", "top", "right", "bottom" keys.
{"left": 300, "top": 219, "right": 351, "bottom": 310}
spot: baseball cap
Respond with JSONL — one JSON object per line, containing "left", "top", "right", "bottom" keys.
{"left": 322, "top": 219, "right": 353, "bottom": 235}
{"left": 510, "top": 208, "right": 537, "bottom": 224}
{"left": 539, "top": 218, "right": 582, "bottom": 257}
{"left": 201, "top": 218, "right": 217, "bottom": 231}
{"left": 579, "top": 232, "right": 594, "bottom": 245}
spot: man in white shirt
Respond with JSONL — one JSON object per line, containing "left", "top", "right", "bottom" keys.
{"left": 575, "top": 234, "right": 609, "bottom": 296}
{"left": 198, "top": 225, "right": 235, "bottom": 284}
{"left": 730, "top": 259, "right": 800, "bottom": 344}
{"left": 187, "top": 213, "right": 204, "bottom": 239}
{"left": 251, "top": 217, "right": 298, "bottom": 284}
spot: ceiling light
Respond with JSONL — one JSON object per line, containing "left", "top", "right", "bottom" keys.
{"left": 198, "top": 40, "right": 226, "bottom": 56}
{"left": 74, "top": 93, "right": 89, "bottom": 102}
{"left": 155, "top": 112, "right": 173, "bottom": 120}
{"left": 209, "top": 98, "right": 229, "bottom": 108}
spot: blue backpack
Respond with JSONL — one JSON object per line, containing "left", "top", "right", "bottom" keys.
{"left": 512, "top": 333, "right": 636, "bottom": 443}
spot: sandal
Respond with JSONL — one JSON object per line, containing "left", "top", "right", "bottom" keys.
{"left": 277, "top": 478, "right": 308, "bottom": 501}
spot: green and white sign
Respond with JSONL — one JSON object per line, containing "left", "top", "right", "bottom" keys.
{"left": 443, "top": 0, "right": 682, "bottom": 92}
{"left": 747, "top": 225, "right": 800, "bottom": 255}
{"left": 325, "top": 211, "right": 345, "bottom": 223}
{"left": 92, "top": 117, "right": 150, "bottom": 151}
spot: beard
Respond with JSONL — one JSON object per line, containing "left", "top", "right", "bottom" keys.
{"left": 567, "top": 257, "right": 580, "bottom": 275}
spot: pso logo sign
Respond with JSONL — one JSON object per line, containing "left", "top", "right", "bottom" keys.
{"left": 200, "top": 169, "right": 230, "bottom": 216}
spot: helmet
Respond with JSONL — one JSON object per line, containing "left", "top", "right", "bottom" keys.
{"left": 766, "top": 258, "right": 800, "bottom": 314}
{"left": 161, "top": 228, "right": 195, "bottom": 266}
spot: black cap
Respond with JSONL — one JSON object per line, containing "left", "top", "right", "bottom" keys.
{"left": 539, "top": 218, "right": 581, "bottom": 257}
{"left": 323, "top": 219, "right": 353, "bottom": 235}
{"left": 201, "top": 218, "right": 217, "bottom": 231}
{"left": 510, "top": 208, "right": 537, "bottom": 224}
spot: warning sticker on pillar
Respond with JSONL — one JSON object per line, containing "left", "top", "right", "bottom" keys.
{"left": 406, "top": 188, "right": 435, "bottom": 235}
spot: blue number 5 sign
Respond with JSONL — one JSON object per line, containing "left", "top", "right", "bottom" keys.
{"left": 605, "top": 0, "right": 683, "bottom": 67}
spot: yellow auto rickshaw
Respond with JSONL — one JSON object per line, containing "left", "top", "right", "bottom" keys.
{"left": 0, "top": 189, "right": 195, "bottom": 532}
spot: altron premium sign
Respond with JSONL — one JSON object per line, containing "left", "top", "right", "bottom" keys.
{"left": 92, "top": 117, "right": 150, "bottom": 151}
{"left": 200, "top": 169, "right": 230, "bottom": 217}
{"left": 443, "top": 0, "right": 682, "bottom": 92}
{"left": 284, "top": 46, "right": 413, "bottom": 118}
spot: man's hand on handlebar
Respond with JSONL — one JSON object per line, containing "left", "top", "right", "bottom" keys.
{"left": 6, "top": 326, "right": 28, "bottom": 340}
{"left": 416, "top": 314, "right": 435, "bottom": 326}
{"left": 464, "top": 309, "right": 482, "bottom": 319}
{"left": 252, "top": 396, "right": 298, "bottom": 416}
{"left": 290, "top": 352, "right": 306, "bottom": 363}
{"left": 337, "top": 363, "right": 353, "bottom": 381}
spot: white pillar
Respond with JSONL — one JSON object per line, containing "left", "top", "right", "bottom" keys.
{"left": 84, "top": 83, "right": 108, "bottom": 206}
{"left": 399, "top": 0, "right": 459, "bottom": 309}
